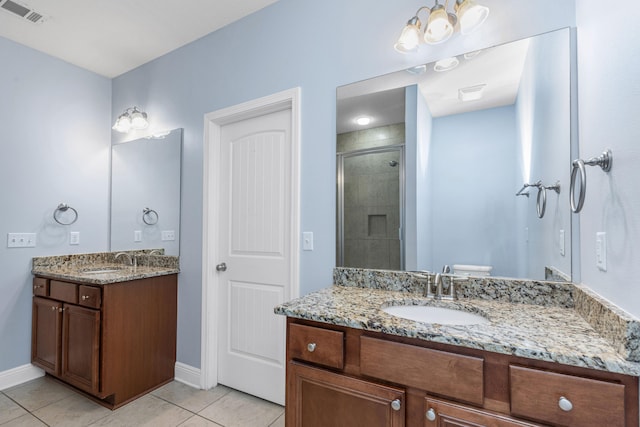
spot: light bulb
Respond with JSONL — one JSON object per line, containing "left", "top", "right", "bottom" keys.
{"left": 130, "top": 109, "right": 148, "bottom": 129}
{"left": 456, "top": 0, "right": 490, "bottom": 34}
{"left": 434, "top": 57, "right": 460, "bottom": 72}
{"left": 394, "top": 17, "right": 421, "bottom": 53}
{"left": 424, "top": 5, "right": 453, "bottom": 45}
{"left": 112, "top": 114, "right": 131, "bottom": 133}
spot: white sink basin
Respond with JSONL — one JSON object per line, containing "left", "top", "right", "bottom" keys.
{"left": 81, "top": 267, "right": 126, "bottom": 275}
{"left": 382, "top": 305, "right": 490, "bottom": 325}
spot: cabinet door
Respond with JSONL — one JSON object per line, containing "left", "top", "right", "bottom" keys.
{"left": 61, "top": 304, "right": 101, "bottom": 394}
{"left": 425, "top": 397, "right": 540, "bottom": 427}
{"left": 32, "top": 297, "right": 63, "bottom": 375}
{"left": 288, "top": 362, "right": 405, "bottom": 427}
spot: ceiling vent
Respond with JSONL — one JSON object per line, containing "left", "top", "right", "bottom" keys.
{"left": 0, "top": 0, "right": 46, "bottom": 24}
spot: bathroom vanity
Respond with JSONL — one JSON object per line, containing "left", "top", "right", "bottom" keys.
{"left": 276, "top": 269, "right": 640, "bottom": 427}
{"left": 30, "top": 252, "right": 179, "bottom": 409}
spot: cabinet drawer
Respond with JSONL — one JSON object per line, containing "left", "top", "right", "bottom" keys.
{"left": 360, "top": 336, "right": 484, "bottom": 406}
{"left": 78, "top": 285, "right": 101, "bottom": 309}
{"left": 33, "top": 277, "right": 49, "bottom": 296}
{"left": 289, "top": 323, "right": 344, "bottom": 369}
{"left": 509, "top": 365, "right": 625, "bottom": 427}
{"left": 50, "top": 281, "right": 78, "bottom": 304}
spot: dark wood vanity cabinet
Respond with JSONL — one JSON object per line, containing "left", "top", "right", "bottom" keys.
{"left": 285, "top": 318, "right": 639, "bottom": 427}
{"left": 31, "top": 274, "right": 177, "bottom": 408}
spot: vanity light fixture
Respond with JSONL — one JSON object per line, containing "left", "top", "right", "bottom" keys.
{"left": 434, "top": 56, "right": 460, "bottom": 72}
{"left": 394, "top": 0, "right": 490, "bottom": 53}
{"left": 112, "top": 106, "right": 149, "bottom": 133}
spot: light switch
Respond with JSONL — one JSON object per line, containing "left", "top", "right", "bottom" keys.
{"left": 69, "top": 231, "right": 80, "bottom": 245}
{"left": 596, "top": 232, "right": 607, "bottom": 271}
{"left": 559, "top": 229, "right": 565, "bottom": 256}
{"left": 134, "top": 230, "right": 142, "bottom": 242}
{"left": 7, "top": 233, "right": 36, "bottom": 248}
{"left": 303, "top": 232, "right": 314, "bottom": 251}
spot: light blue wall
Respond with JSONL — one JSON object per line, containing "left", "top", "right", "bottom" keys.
{"left": 111, "top": 0, "right": 577, "bottom": 369}
{"left": 0, "top": 37, "right": 111, "bottom": 372}
{"left": 404, "top": 85, "right": 418, "bottom": 270}
{"left": 415, "top": 88, "right": 433, "bottom": 271}
{"left": 429, "top": 106, "right": 518, "bottom": 276}
{"left": 575, "top": 1, "right": 640, "bottom": 314}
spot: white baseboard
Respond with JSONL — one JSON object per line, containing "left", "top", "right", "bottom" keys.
{"left": 174, "top": 362, "right": 202, "bottom": 389}
{"left": 0, "top": 364, "right": 45, "bottom": 391}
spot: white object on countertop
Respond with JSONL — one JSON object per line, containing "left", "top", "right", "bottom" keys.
{"left": 453, "top": 264, "right": 493, "bottom": 277}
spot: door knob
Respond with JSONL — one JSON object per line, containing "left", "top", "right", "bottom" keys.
{"left": 216, "top": 262, "right": 227, "bottom": 272}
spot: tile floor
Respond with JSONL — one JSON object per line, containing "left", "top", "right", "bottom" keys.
{"left": 0, "top": 377, "right": 284, "bottom": 427}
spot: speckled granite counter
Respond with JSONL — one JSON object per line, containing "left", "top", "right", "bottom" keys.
{"left": 32, "top": 251, "right": 179, "bottom": 285}
{"left": 275, "top": 268, "right": 640, "bottom": 377}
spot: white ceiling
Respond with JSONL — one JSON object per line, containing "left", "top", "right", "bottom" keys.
{"left": 0, "top": 0, "right": 279, "bottom": 77}
{"left": 337, "top": 38, "right": 530, "bottom": 134}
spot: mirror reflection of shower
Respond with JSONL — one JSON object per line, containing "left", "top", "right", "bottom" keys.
{"left": 337, "top": 124, "right": 405, "bottom": 270}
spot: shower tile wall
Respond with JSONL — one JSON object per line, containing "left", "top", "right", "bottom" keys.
{"left": 338, "top": 123, "right": 404, "bottom": 270}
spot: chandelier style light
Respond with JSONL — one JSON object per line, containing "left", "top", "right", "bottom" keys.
{"left": 112, "top": 106, "right": 149, "bottom": 133}
{"left": 394, "top": 0, "right": 489, "bottom": 53}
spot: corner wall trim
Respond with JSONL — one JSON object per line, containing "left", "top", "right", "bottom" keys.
{"left": 0, "top": 364, "right": 44, "bottom": 391}
{"left": 174, "top": 362, "right": 202, "bottom": 390}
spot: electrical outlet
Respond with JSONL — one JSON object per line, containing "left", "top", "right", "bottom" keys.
{"left": 559, "top": 229, "right": 565, "bottom": 256}
{"left": 7, "top": 233, "right": 36, "bottom": 248}
{"left": 134, "top": 230, "right": 142, "bottom": 242}
{"left": 161, "top": 230, "right": 175, "bottom": 241}
{"left": 69, "top": 231, "right": 80, "bottom": 245}
{"left": 596, "top": 232, "right": 607, "bottom": 271}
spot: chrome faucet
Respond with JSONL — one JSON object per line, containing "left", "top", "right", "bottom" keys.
{"left": 427, "top": 265, "right": 455, "bottom": 300}
{"left": 434, "top": 273, "right": 444, "bottom": 300}
{"left": 115, "top": 252, "right": 136, "bottom": 267}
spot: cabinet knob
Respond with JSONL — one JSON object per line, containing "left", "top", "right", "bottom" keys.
{"left": 558, "top": 396, "right": 573, "bottom": 412}
{"left": 391, "top": 399, "right": 401, "bottom": 411}
{"left": 51, "top": 306, "right": 57, "bottom": 311}
{"left": 58, "top": 307, "right": 64, "bottom": 312}
{"left": 426, "top": 408, "right": 436, "bottom": 421}
{"left": 307, "top": 343, "right": 316, "bottom": 352}
{"left": 81, "top": 295, "right": 90, "bottom": 300}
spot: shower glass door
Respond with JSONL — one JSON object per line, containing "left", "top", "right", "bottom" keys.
{"left": 337, "top": 146, "right": 404, "bottom": 270}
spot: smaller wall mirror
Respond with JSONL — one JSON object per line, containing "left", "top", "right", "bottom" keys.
{"left": 110, "top": 128, "right": 182, "bottom": 255}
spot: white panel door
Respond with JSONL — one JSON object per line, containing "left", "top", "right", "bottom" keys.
{"left": 217, "top": 108, "right": 291, "bottom": 405}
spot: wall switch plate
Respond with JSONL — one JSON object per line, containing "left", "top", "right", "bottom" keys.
{"left": 161, "top": 230, "right": 175, "bottom": 241}
{"left": 7, "top": 233, "right": 36, "bottom": 248}
{"left": 134, "top": 230, "right": 142, "bottom": 242}
{"left": 303, "top": 232, "right": 314, "bottom": 251}
{"left": 559, "top": 229, "right": 565, "bottom": 256}
{"left": 596, "top": 232, "right": 607, "bottom": 271}
{"left": 69, "top": 231, "right": 80, "bottom": 245}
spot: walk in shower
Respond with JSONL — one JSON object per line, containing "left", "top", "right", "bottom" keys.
{"left": 337, "top": 145, "right": 404, "bottom": 270}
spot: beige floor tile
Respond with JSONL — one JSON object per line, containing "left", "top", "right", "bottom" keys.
{"left": 0, "top": 393, "right": 29, "bottom": 424}
{"left": 0, "top": 413, "right": 47, "bottom": 427}
{"left": 32, "top": 392, "right": 111, "bottom": 427}
{"left": 269, "top": 413, "right": 285, "bottom": 427}
{"left": 88, "top": 394, "right": 192, "bottom": 427}
{"left": 152, "top": 381, "right": 232, "bottom": 413}
{"left": 177, "top": 415, "right": 223, "bottom": 427}
{"left": 198, "top": 390, "right": 284, "bottom": 427}
{"left": 3, "top": 377, "right": 76, "bottom": 412}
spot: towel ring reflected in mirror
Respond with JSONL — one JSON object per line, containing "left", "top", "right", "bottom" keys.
{"left": 142, "top": 207, "right": 159, "bottom": 225}
{"left": 53, "top": 203, "right": 78, "bottom": 225}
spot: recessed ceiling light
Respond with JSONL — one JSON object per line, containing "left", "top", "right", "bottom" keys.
{"left": 406, "top": 64, "right": 428, "bottom": 75}
{"left": 434, "top": 56, "right": 459, "bottom": 72}
{"left": 458, "top": 84, "right": 486, "bottom": 102}
{"left": 355, "top": 116, "right": 372, "bottom": 126}
{"left": 463, "top": 49, "right": 482, "bottom": 59}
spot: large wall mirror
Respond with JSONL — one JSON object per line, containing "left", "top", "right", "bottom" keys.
{"left": 110, "top": 128, "right": 182, "bottom": 255}
{"left": 337, "top": 28, "right": 572, "bottom": 281}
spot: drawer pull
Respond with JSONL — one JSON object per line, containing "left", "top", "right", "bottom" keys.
{"left": 81, "top": 295, "right": 90, "bottom": 300}
{"left": 34, "top": 285, "right": 44, "bottom": 289}
{"left": 307, "top": 342, "right": 317, "bottom": 352}
{"left": 426, "top": 408, "right": 436, "bottom": 421}
{"left": 391, "top": 399, "right": 401, "bottom": 411}
{"left": 558, "top": 396, "right": 573, "bottom": 412}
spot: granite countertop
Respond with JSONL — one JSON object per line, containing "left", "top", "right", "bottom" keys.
{"left": 275, "top": 284, "right": 640, "bottom": 377}
{"left": 32, "top": 251, "right": 179, "bottom": 285}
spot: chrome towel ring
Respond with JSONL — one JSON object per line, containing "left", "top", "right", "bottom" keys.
{"left": 53, "top": 203, "right": 78, "bottom": 225}
{"left": 142, "top": 207, "right": 159, "bottom": 225}
{"left": 536, "top": 181, "right": 561, "bottom": 219}
{"left": 570, "top": 149, "right": 612, "bottom": 213}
